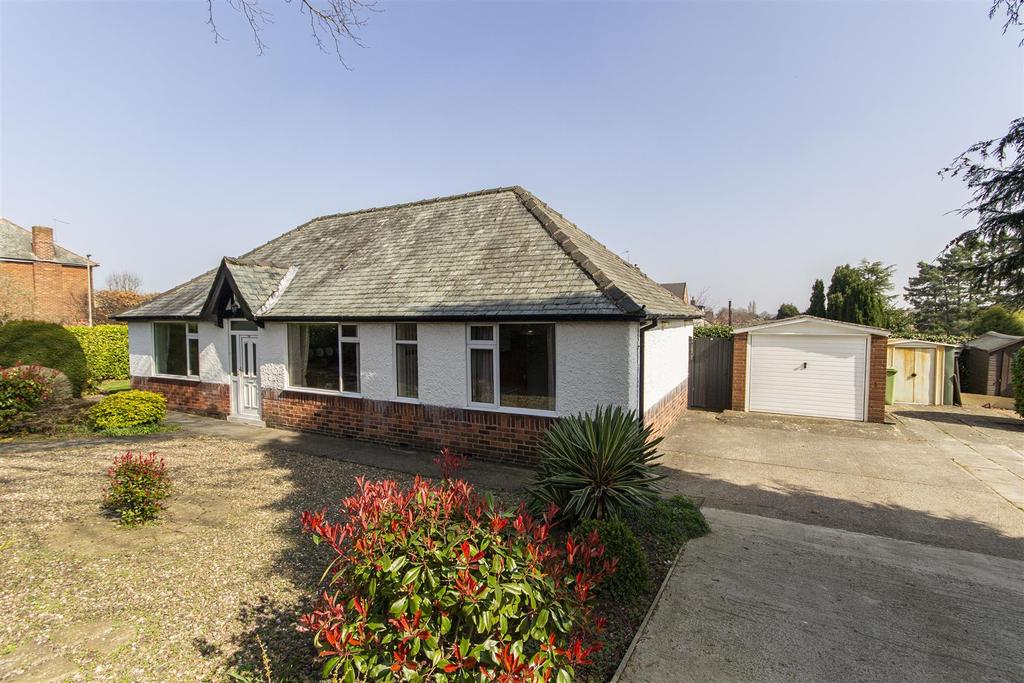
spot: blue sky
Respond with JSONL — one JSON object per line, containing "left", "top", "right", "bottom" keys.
{"left": 1, "top": 1, "right": 1020, "bottom": 312}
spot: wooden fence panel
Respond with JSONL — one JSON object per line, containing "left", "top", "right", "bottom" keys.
{"left": 689, "top": 336, "right": 733, "bottom": 411}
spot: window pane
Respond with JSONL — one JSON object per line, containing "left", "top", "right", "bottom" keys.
{"left": 470, "top": 325, "right": 494, "bottom": 341}
{"left": 188, "top": 338, "right": 200, "bottom": 377}
{"left": 287, "top": 324, "right": 339, "bottom": 391}
{"left": 341, "top": 342, "right": 360, "bottom": 392}
{"left": 499, "top": 324, "right": 555, "bottom": 411}
{"left": 187, "top": 322, "right": 199, "bottom": 334}
{"left": 230, "top": 337, "right": 238, "bottom": 375}
{"left": 341, "top": 324, "right": 358, "bottom": 338}
{"left": 154, "top": 323, "right": 188, "bottom": 376}
{"left": 470, "top": 348, "right": 494, "bottom": 403}
{"left": 395, "top": 323, "right": 417, "bottom": 341}
{"left": 230, "top": 320, "right": 258, "bottom": 331}
{"left": 396, "top": 344, "right": 418, "bottom": 398}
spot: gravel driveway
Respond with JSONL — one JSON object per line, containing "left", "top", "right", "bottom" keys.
{"left": 0, "top": 434, "right": 413, "bottom": 682}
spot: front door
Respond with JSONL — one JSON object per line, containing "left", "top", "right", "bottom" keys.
{"left": 230, "top": 332, "right": 261, "bottom": 421}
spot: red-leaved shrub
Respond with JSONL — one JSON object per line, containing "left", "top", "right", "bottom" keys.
{"left": 0, "top": 364, "right": 54, "bottom": 430}
{"left": 300, "top": 476, "right": 613, "bottom": 682}
{"left": 103, "top": 451, "right": 171, "bottom": 526}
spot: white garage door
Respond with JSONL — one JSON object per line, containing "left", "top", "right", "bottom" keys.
{"left": 748, "top": 334, "right": 867, "bottom": 421}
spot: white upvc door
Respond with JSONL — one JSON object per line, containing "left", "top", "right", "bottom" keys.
{"left": 230, "top": 332, "right": 261, "bottom": 421}
{"left": 747, "top": 334, "right": 868, "bottom": 421}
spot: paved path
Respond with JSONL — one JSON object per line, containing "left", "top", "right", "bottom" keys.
{"left": 617, "top": 508, "right": 1024, "bottom": 683}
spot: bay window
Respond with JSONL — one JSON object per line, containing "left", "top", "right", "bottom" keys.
{"left": 154, "top": 322, "right": 199, "bottom": 377}
{"left": 468, "top": 323, "right": 555, "bottom": 411}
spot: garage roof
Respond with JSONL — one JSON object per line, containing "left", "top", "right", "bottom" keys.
{"left": 734, "top": 315, "right": 890, "bottom": 336}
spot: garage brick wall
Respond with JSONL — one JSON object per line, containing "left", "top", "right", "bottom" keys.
{"left": 867, "top": 334, "right": 887, "bottom": 423}
{"left": 731, "top": 332, "right": 748, "bottom": 411}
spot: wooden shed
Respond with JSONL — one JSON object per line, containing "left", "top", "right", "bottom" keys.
{"left": 886, "top": 339, "right": 957, "bottom": 406}
{"left": 961, "top": 332, "right": 1024, "bottom": 397}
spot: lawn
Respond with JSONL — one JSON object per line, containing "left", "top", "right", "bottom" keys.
{"left": 95, "top": 379, "right": 132, "bottom": 394}
{"left": 0, "top": 433, "right": 702, "bottom": 682}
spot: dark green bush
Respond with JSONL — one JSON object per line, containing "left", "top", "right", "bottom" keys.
{"left": 88, "top": 390, "right": 166, "bottom": 435}
{"left": 530, "top": 405, "right": 664, "bottom": 523}
{"left": 575, "top": 517, "right": 648, "bottom": 599}
{"left": 1013, "top": 348, "right": 1023, "bottom": 419}
{"left": 0, "top": 321, "right": 87, "bottom": 396}
{"left": 66, "top": 325, "right": 129, "bottom": 383}
{"left": 623, "top": 495, "right": 710, "bottom": 554}
{"left": 104, "top": 451, "right": 171, "bottom": 525}
{"left": 694, "top": 323, "right": 733, "bottom": 339}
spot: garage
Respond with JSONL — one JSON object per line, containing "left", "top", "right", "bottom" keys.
{"left": 731, "top": 316, "right": 890, "bottom": 423}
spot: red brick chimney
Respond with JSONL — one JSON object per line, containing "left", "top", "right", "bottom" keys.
{"left": 32, "top": 226, "right": 55, "bottom": 260}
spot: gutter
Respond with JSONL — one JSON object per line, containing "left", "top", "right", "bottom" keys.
{"left": 637, "top": 317, "right": 659, "bottom": 424}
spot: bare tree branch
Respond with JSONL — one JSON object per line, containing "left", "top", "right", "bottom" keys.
{"left": 990, "top": 0, "right": 1024, "bottom": 45}
{"left": 205, "top": 0, "right": 376, "bottom": 65}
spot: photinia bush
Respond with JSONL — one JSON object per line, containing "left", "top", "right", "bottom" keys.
{"left": 0, "top": 365, "right": 53, "bottom": 431}
{"left": 299, "top": 476, "right": 614, "bottom": 682}
{"left": 104, "top": 451, "right": 171, "bottom": 526}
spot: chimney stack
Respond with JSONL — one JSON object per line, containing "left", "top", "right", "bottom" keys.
{"left": 31, "top": 226, "right": 55, "bottom": 260}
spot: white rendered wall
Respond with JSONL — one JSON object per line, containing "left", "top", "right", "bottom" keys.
{"left": 642, "top": 321, "right": 692, "bottom": 412}
{"left": 130, "top": 319, "right": 639, "bottom": 416}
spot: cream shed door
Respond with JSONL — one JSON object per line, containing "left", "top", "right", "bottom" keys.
{"left": 748, "top": 334, "right": 867, "bottom": 421}
{"left": 892, "top": 348, "right": 935, "bottom": 405}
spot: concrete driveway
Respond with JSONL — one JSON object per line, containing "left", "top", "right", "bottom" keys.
{"left": 616, "top": 405, "right": 1024, "bottom": 682}
{"left": 656, "top": 405, "right": 1024, "bottom": 559}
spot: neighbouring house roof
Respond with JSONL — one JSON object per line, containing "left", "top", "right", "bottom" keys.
{"left": 0, "top": 218, "right": 97, "bottom": 267}
{"left": 733, "top": 314, "right": 891, "bottom": 337}
{"left": 965, "top": 331, "right": 1024, "bottom": 353}
{"left": 660, "top": 282, "right": 689, "bottom": 302}
{"left": 120, "top": 187, "right": 703, "bottom": 322}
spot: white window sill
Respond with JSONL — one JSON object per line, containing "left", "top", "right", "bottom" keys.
{"left": 394, "top": 396, "right": 421, "bottom": 404}
{"left": 152, "top": 374, "right": 200, "bottom": 382}
{"left": 284, "top": 385, "right": 362, "bottom": 399}
{"left": 468, "top": 402, "right": 557, "bottom": 418}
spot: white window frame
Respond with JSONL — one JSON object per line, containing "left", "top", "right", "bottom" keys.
{"left": 151, "top": 321, "right": 200, "bottom": 381}
{"left": 284, "top": 322, "right": 362, "bottom": 397}
{"left": 394, "top": 323, "right": 420, "bottom": 403}
{"left": 465, "top": 323, "right": 557, "bottom": 416}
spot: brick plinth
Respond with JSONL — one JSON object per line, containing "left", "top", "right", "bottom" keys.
{"left": 867, "top": 334, "right": 887, "bottom": 423}
{"left": 262, "top": 390, "right": 554, "bottom": 466}
{"left": 131, "top": 376, "right": 230, "bottom": 417}
{"left": 731, "top": 332, "right": 748, "bottom": 411}
{"left": 644, "top": 379, "right": 688, "bottom": 437}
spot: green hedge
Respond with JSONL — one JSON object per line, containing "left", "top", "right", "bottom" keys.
{"left": 694, "top": 323, "right": 733, "bottom": 339}
{"left": 0, "top": 321, "right": 88, "bottom": 396}
{"left": 66, "top": 325, "right": 129, "bottom": 383}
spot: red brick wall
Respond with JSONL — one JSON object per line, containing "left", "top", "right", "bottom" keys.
{"left": 644, "top": 379, "right": 687, "bottom": 437}
{"left": 867, "top": 334, "right": 887, "bottom": 423}
{"left": 131, "top": 376, "right": 230, "bottom": 417}
{"left": 262, "top": 389, "right": 554, "bottom": 466}
{"left": 0, "top": 260, "right": 90, "bottom": 324}
{"left": 731, "top": 332, "right": 748, "bottom": 411}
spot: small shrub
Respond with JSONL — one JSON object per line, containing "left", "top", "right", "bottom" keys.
{"left": 0, "top": 365, "right": 52, "bottom": 430}
{"left": 1013, "top": 348, "right": 1024, "bottom": 419}
{"left": 530, "top": 405, "right": 664, "bottom": 523}
{"left": 299, "top": 477, "right": 614, "bottom": 681}
{"left": 0, "top": 321, "right": 87, "bottom": 396}
{"left": 66, "top": 325, "right": 129, "bottom": 385}
{"left": 694, "top": 323, "right": 733, "bottom": 339}
{"left": 88, "top": 390, "right": 166, "bottom": 434}
{"left": 623, "top": 496, "right": 710, "bottom": 553}
{"left": 103, "top": 451, "right": 171, "bottom": 525}
{"left": 575, "top": 517, "right": 648, "bottom": 599}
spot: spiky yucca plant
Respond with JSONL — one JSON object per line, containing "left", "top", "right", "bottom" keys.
{"left": 530, "top": 405, "right": 664, "bottom": 522}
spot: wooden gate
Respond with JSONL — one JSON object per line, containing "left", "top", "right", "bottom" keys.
{"left": 689, "top": 336, "right": 733, "bottom": 411}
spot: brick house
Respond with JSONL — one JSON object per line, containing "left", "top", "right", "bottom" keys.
{"left": 0, "top": 219, "right": 97, "bottom": 324}
{"left": 119, "top": 187, "right": 702, "bottom": 463}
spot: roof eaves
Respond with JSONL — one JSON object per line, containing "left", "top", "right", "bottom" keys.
{"left": 734, "top": 314, "right": 891, "bottom": 337}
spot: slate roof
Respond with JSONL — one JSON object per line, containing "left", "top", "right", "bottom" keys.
{"left": 0, "top": 218, "right": 96, "bottom": 267}
{"left": 222, "top": 258, "right": 295, "bottom": 314}
{"left": 120, "top": 187, "right": 702, "bottom": 321}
